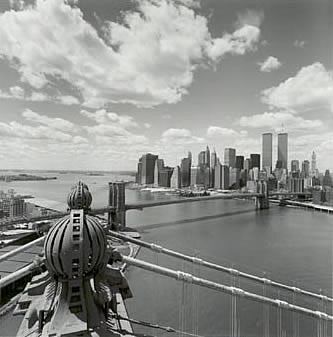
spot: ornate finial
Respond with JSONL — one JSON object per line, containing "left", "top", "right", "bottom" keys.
{"left": 67, "top": 181, "right": 92, "bottom": 210}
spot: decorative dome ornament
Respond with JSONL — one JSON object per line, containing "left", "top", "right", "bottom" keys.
{"left": 67, "top": 181, "right": 92, "bottom": 210}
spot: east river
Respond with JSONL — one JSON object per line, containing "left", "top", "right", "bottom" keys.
{"left": 0, "top": 171, "right": 332, "bottom": 337}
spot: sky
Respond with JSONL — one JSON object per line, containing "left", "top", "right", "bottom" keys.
{"left": 0, "top": 0, "right": 332, "bottom": 171}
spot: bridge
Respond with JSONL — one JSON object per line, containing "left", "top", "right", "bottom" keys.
{"left": 1, "top": 181, "right": 325, "bottom": 337}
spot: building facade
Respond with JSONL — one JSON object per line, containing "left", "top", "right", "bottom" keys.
{"left": 277, "top": 133, "right": 288, "bottom": 170}
{"left": 262, "top": 133, "right": 272, "bottom": 171}
{"left": 224, "top": 148, "right": 236, "bottom": 168}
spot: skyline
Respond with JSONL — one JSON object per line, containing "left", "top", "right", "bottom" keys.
{"left": 0, "top": 0, "right": 332, "bottom": 171}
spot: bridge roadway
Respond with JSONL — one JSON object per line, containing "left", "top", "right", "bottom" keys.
{"left": 0, "top": 191, "right": 311, "bottom": 229}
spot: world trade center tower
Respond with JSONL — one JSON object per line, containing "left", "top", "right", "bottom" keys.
{"left": 262, "top": 133, "right": 272, "bottom": 172}
{"left": 278, "top": 133, "right": 288, "bottom": 170}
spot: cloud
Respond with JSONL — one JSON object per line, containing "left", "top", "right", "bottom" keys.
{"left": 0, "top": 86, "right": 80, "bottom": 105}
{"left": 22, "top": 109, "right": 77, "bottom": 132}
{"left": 207, "top": 126, "right": 248, "bottom": 138}
{"left": 294, "top": 40, "right": 306, "bottom": 48}
{"left": 261, "top": 62, "right": 333, "bottom": 112}
{"left": 161, "top": 128, "right": 204, "bottom": 144}
{"left": 144, "top": 123, "right": 152, "bottom": 129}
{"left": 239, "top": 111, "right": 323, "bottom": 131}
{"left": 80, "top": 109, "right": 138, "bottom": 128}
{"left": 258, "top": 56, "right": 281, "bottom": 72}
{"left": 0, "top": 0, "right": 263, "bottom": 108}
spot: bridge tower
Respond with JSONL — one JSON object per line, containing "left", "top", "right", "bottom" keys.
{"left": 108, "top": 181, "right": 126, "bottom": 230}
{"left": 256, "top": 180, "right": 269, "bottom": 210}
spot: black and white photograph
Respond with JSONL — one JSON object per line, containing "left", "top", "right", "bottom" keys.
{"left": 0, "top": 0, "right": 332, "bottom": 336}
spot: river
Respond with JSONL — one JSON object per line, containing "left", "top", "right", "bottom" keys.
{"left": 0, "top": 171, "right": 332, "bottom": 337}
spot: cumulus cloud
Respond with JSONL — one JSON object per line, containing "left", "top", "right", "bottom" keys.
{"left": 80, "top": 109, "right": 138, "bottom": 128}
{"left": 261, "top": 62, "right": 333, "bottom": 112}
{"left": 239, "top": 111, "right": 323, "bottom": 131}
{"left": 0, "top": 86, "right": 80, "bottom": 105}
{"left": 161, "top": 128, "right": 204, "bottom": 144}
{"left": 207, "top": 126, "right": 248, "bottom": 138}
{"left": 258, "top": 56, "right": 281, "bottom": 72}
{"left": 22, "top": 109, "right": 77, "bottom": 132}
{"left": 0, "top": 0, "right": 263, "bottom": 108}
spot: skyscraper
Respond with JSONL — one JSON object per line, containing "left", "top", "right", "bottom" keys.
{"left": 311, "top": 151, "right": 317, "bottom": 175}
{"left": 140, "top": 153, "right": 158, "bottom": 185}
{"left": 301, "top": 160, "right": 310, "bottom": 178}
{"left": 181, "top": 155, "right": 191, "bottom": 187}
{"left": 198, "top": 151, "right": 206, "bottom": 167}
{"left": 244, "top": 158, "right": 251, "bottom": 171}
{"left": 250, "top": 154, "right": 260, "bottom": 169}
{"left": 235, "top": 156, "right": 244, "bottom": 170}
{"left": 214, "top": 163, "right": 229, "bottom": 189}
{"left": 153, "top": 159, "right": 164, "bottom": 187}
{"left": 205, "top": 146, "right": 210, "bottom": 168}
{"left": 224, "top": 148, "right": 236, "bottom": 168}
{"left": 170, "top": 166, "right": 181, "bottom": 188}
{"left": 278, "top": 133, "right": 288, "bottom": 170}
{"left": 291, "top": 160, "right": 299, "bottom": 172}
{"left": 211, "top": 148, "right": 217, "bottom": 168}
{"left": 262, "top": 133, "right": 272, "bottom": 171}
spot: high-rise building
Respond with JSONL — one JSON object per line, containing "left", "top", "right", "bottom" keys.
{"left": 301, "top": 160, "right": 310, "bottom": 178}
{"left": 214, "top": 164, "right": 229, "bottom": 189}
{"left": 311, "top": 151, "right": 317, "bottom": 175}
{"left": 211, "top": 149, "right": 217, "bottom": 168}
{"left": 250, "top": 154, "right": 260, "bottom": 169}
{"left": 9, "top": 198, "right": 26, "bottom": 218}
{"left": 140, "top": 153, "right": 158, "bottom": 185}
{"left": 229, "top": 168, "right": 240, "bottom": 189}
{"left": 190, "top": 167, "right": 198, "bottom": 187}
{"left": 198, "top": 151, "right": 206, "bottom": 167}
{"left": 236, "top": 156, "right": 244, "bottom": 170}
{"left": 224, "top": 148, "right": 236, "bottom": 168}
{"left": 323, "top": 170, "right": 332, "bottom": 187}
{"left": 181, "top": 155, "right": 192, "bottom": 187}
{"left": 205, "top": 146, "right": 210, "bottom": 168}
{"left": 262, "top": 133, "right": 273, "bottom": 171}
{"left": 159, "top": 167, "right": 173, "bottom": 187}
{"left": 291, "top": 160, "right": 299, "bottom": 172}
{"left": 288, "top": 178, "right": 304, "bottom": 193}
{"left": 244, "top": 158, "right": 251, "bottom": 171}
{"left": 136, "top": 160, "right": 142, "bottom": 184}
{"left": 153, "top": 159, "right": 164, "bottom": 187}
{"left": 278, "top": 133, "right": 288, "bottom": 170}
{"left": 170, "top": 166, "right": 181, "bottom": 188}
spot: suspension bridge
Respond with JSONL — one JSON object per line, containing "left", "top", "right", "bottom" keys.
{"left": 0, "top": 181, "right": 328, "bottom": 337}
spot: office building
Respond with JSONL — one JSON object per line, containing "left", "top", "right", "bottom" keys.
{"left": 301, "top": 160, "right": 310, "bottom": 178}
{"left": 250, "top": 154, "right": 260, "bottom": 169}
{"left": 278, "top": 133, "right": 288, "bottom": 170}
{"left": 198, "top": 151, "right": 206, "bottom": 167}
{"left": 214, "top": 164, "right": 229, "bottom": 189}
{"left": 244, "top": 158, "right": 251, "bottom": 171}
{"left": 211, "top": 149, "right": 217, "bottom": 168}
{"left": 229, "top": 168, "right": 240, "bottom": 189}
{"left": 323, "top": 170, "right": 332, "bottom": 187}
{"left": 205, "top": 146, "right": 210, "bottom": 168}
{"left": 236, "top": 156, "right": 244, "bottom": 170}
{"left": 291, "top": 160, "right": 299, "bottom": 172}
{"left": 139, "top": 153, "right": 158, "bottom": 185}
{"left": 181, "top": 155, "right": 192, "bottom": 187}
{"left": 190, "top": 167, "right": 198, "bottom": 187}
{"left": 288, "top": 178, "right": 304, "bottom": 193}
{"left": 311, "top": 151, "right": 317, "bottom": 176}
{"left": 159, "top": 167, "right": 173, "bottom": 187}
{"left": 153, "top": 159, "right": 164, "bottom": 187}
{"left": 170, "top": 166, "right": 181, "bottom": 188}
{"left": 224, "top": 148, "right": 236, "bottom": 168}
{"left": 262, "top": 133, "right": 273, "bottom": 171}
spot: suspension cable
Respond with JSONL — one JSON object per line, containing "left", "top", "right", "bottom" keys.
{"left": 118, "top": 256, "right": 333, "bottom": 321}
{"left": 108, "top": 231, "right": 332, "bottom": 303}
{"left": 112, "top": 313, "right": 206, "bottom": 337}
